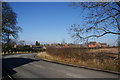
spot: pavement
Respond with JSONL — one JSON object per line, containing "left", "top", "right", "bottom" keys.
{"left": 2, "top": 53, "right": 120, "bottom": 79}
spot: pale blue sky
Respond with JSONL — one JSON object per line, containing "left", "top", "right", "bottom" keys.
{"left": 9, "top": 2, "right": 118, "bottom": 46}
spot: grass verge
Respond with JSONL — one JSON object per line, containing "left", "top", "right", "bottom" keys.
{"left": 37, "top": 51, "right": 119, "bottom": 73}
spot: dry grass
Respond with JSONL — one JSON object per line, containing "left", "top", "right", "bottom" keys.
{"left": 37, "top": 47, "right": 120, "bottom": 72}
{"left": 88, "top": 48, "right": 119, "bottom": 54}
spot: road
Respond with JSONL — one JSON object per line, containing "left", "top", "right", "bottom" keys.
{"left": 2, "top": 53, "right": 119, "bottom": 79}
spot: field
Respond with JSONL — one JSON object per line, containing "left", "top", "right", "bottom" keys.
{"left": 37, "top": 47, "right": 120, "bottom": 72}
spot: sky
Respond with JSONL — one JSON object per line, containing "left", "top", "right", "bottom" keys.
{"left": 9, "top": 2, "right": 118, "bottom": 46}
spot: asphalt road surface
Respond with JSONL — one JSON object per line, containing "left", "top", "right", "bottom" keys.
{"left": 2, "top": 53, "right": 119, "bottom": 79}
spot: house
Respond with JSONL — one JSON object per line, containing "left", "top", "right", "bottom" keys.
{"left": 88, "top": 41, "right": 108, "bottom": 48}
{"left": 100, "top": 43, "right": 107, "bottom": 47}
{"left": 88, "top": 41, "right": 97, "bottom": 48}
{"left": 63, "top": 44, "right": 69, "bottom": 48}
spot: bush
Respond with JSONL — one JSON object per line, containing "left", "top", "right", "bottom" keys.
{"left": 47, "top": 47, "right": 93, "bottom": 61}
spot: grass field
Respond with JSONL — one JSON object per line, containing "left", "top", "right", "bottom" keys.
{"left": 37, "top": 47, "right": 120, "bottom": 72}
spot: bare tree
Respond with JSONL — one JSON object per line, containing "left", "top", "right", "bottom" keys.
{"left": 69, "top": 2, "right": 120, "bottom": 41}
{"left": 2, "top": 2, "right": 22, "bottom": 43}
{"left": 2, "top": 2, "right": 22, "bottom": 51}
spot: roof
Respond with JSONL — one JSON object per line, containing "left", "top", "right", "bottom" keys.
{"left": 88, "top": 41, "right": 97, "bottom": 45}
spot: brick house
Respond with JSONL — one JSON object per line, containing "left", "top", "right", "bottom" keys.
{"left": 63, "top": 44, "right": 69, "bottom": 48}
{"left": 88, "top": 41, "right": 107, "bottom": 48}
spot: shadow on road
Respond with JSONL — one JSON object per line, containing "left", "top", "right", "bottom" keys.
{"left": 2, "top": 57, "right": 39, "bottom": 77}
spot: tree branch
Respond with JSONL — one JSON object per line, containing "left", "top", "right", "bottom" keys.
{"left": 96, "top": 13, "right": 120, "bottom": 23}
{"left": 111, "top": 7, "right": 120, "bottom": 12}
{"left": 81, "top": 2, "right": 109, "bottom": 8}
{"left": 86, "top": 27, "right": 107, "bottom": 32}
{"left": 116, "top": 2, "right": 120, "bottom": 7}
{"left": 76, "top": 31, "right": 120, "bottom": 39}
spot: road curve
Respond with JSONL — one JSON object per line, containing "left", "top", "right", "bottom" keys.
{"left": 2, "top": 53, "right": 119, "bottom": 79}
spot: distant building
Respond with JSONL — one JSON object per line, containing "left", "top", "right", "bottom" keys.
{"left": 87, "top": 41, "right": 108, "bottom": 48}
{"left": 88, "top": 41, "right": 96, "bottom": 48}
{"left": 100, "top": 43, "right": 108, "bottom": 47}
{"left": 63, "top": 44, "right": 69, "bottom": 48}
{"left": 30, "top": 45, "right": 32, "bottom": 47}
{"left": 13, "top": 44, "right": 17, "bottom": 48}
